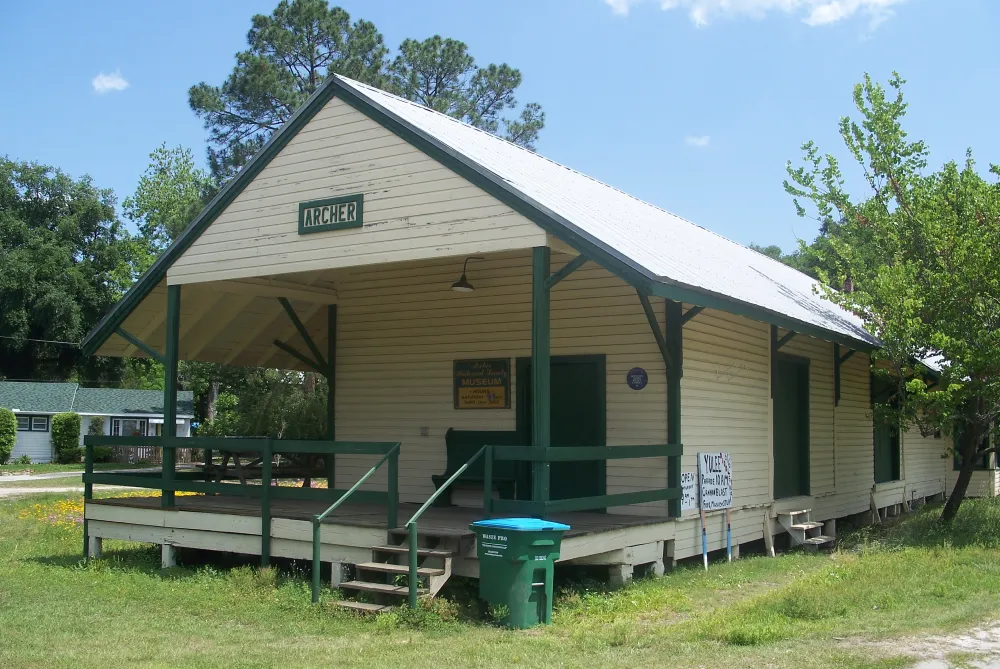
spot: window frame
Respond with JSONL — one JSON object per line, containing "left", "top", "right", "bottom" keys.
{"left": 111, "top": 417, "right": 148, "bottom": 438}
{"left": 15, "top": 415, "right": 49, "bottom": 432}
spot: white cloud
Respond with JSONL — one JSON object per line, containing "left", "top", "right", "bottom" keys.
{"left": 685, "top": 135, "right": 711, "bottom": 147}
{"left": 603, "top": 0, "right": 908, "bottom": 29}
{"left": 91, "top": 70, "right": 129, "bottom": 94}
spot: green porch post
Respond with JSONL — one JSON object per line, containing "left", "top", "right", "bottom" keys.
{"left": 162, "top": 284, "right": 181, "bottom": 508}
{"left": 531, "top": 246, "right": 551, "bottom": 506}
{"left": 665, "top": 299, "right": 683, "bottom": 518}
{"left": 325, "top": 304, "right": 337, "bottom": 486}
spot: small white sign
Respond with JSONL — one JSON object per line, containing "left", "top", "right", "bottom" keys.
{"left": 681, "top": 472, "right": 697, "bottom": 511}
{"left": 697, "top": 452, "right": 733, "bottom": 511}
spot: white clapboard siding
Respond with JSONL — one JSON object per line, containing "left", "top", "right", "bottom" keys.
{"left": 167, "top": 97, "right": 546, "bottom": 285}
{"left": 902, "top": 427, "right": 950, "bottom": 500}
{"left": 681, "top": 308, "right": 771, "bottom": 517}
{"left": 13, "top": 429, "right": 54, "bottom": 463}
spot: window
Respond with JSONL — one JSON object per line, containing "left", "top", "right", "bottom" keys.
{"left": 16, "top": 415, "right": 48, "bottom": 431}
{"left": 111, "top": 418, "right": 147, "bottom": 437}
{"left": 953, "top": 426, "right": 995, "bottom": 471}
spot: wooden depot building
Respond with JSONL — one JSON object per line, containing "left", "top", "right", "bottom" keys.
{"left": 78, "top": 75, "right": 967, "bottom": 610}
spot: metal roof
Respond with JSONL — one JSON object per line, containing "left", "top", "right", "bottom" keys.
{"left": 0, "top": 382, "right": 193, "bottom": 417}
{"left": 335, "top": 76, "right": 879, "bottom": 349}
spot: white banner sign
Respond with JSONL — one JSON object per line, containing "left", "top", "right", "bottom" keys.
{"left": 681, "top": 472, "right": 697, "bottom": 511}
{"left": 697, "top": 452, "right": 733, "bottom": 511}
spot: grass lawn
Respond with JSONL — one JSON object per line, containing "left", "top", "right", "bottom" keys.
{"left": 1, "top": 495, "right": 999, "bottom": 669}
{"left": 0, "top": 475, "right": 83, "bottom": 489}
{"left": 0, "top": 462, "right": 151, "bottom": 476}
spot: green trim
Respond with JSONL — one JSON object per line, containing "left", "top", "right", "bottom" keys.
{"left": 665, "top": 299, "right": 683, "bottom": 518}
{"left": 638, "top": 291, "right": 672, "bottom": 370}
{"left": 272, "top": 339, "right": 327, "bottom": 375}
{"left": 531, "top": 247, "right": 551, "bottom": 504}
{"left": 326, "top": 304, "right": 337, "bottom": 485}
{"left": 834, "top": 343, "right": 842, "bottom": 406}
{"left": 116, "top": 328, "right": 165, "bottom": 363}
{"left": 298, "top": 193, "right": 363, "bottom": 234}
{"left": 80, "top": 78, "right": 344, "bottom": 357}
{"left": 545, "top": 255, "right": 589, "bottom": 289}
{"left": 260, "top": 441, "right": 272, "bottom": 566}
{"left": 840, "top": 350, "right": 857, "bottom": 365}
{"left": 775, "top": 330, "right": 797, "bottom": 350}
{"left": 493, "top": 444, "right": 681, "bottom": 461}
{"left": 773, "top": 352, "right": 811, "bottom": 498}
{"left": 278, "top": 297, "right": 328, "bottom": 369}
{"left": 681, "top": 306, "right": 705, "bottom": 325}
{"left": 162, "top": 284, "right": 180, "bottom": 508}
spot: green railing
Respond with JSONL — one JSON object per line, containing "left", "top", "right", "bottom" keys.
{"left": 484, "top": 444, "right": 683, "bottom": 516}
{"left": 404, "top": 445, "right": 488, "bottom": 608}
{"left": 310, "top": 442, "right": 400, "bottom": 603}
{"left": 82, "top": 435, "right": 401, "bottom": 567}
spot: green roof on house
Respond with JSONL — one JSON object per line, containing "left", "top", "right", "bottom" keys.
{"left": 0, "top": 382, "right": 194, "bottom": 417}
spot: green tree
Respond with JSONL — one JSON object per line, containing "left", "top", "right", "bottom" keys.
{"left": 0, "top": 159, "right": 143, "bottom": 384}
{"left": 388, "top": 36, "right": 544, "bottom": 148}
{"left": 784, "top": 73, "right": 1000, "bottom": 522}
{"left": 51, "top": 412, "right": 82, "bottom": 464}
{"left": 188, "top": 0, "right": 543, "bottom": 182}
{"left": 0, "top": 408, "right": 16, "bottom": 464}
{"left": 123, "top": 144, "right": 214, "bottom": 254}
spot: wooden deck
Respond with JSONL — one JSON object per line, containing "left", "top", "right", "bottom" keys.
{"left": 89, "top": 494, "right": 671, "bottom": 539}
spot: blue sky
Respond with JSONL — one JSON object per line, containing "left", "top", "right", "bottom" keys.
{"left": 2, "top": 0, "right": 997, "bottom": 252}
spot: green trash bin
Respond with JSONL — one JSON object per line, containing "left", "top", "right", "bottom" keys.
{"left": 470, "top": 517, "right": 570, "bottom": 628}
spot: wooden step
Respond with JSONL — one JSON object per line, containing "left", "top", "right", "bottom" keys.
{"left": 371, "top": 545, "right": 454, "bottom": 558}
{"left": 803, "top": 535, "right": 835, "bottom": 546}
{"left": 791, "top": 521, "right": 824, "bottom": 531}
{"left": 339, "top": 580, "right": 425, "bottom": 596}
{"left": 388, "top": 527, "right": 472, "bottom": 538}
{"left": 356, "top": 562, "right": 445, "bottom": 577}
{"left": 336, "top": 600, "right": 393, "bottom": 614}
{"left": 778, "top": 509, "right": 811, "bottom": 517}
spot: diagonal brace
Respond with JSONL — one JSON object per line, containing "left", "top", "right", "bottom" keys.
{"left": 545, "top": 255, "right": 589, "bottom": 290}
{"left": 272, "top": 339, "right": 329, "bottom": 375}
{"left": 278, "top": 297, "right": 328, "bottom": 370}
{"left": 117, "top": 327, "right": 165, "bottom": 363}
{"left": 775, "top": 330, "right": 797, "bottom": 351}
{"left": 681, "top": 306, "right": 705, "bottom": 325}
{"left": 637, "top": 290, "right": 673, "bottom": 370}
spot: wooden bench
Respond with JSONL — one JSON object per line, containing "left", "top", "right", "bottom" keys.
{"left": 431, "top": 428, "right": 524, "bottom": 506}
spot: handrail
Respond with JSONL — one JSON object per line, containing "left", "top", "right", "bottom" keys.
{"left": 403, "top": 444, "right": 488, "bottom": 608}
{"left": 310, "top": 442, "right": 400, "bottom": 603}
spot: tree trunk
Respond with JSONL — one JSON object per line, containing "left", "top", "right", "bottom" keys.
{"left": 303, "top": 372, "right": 316, "bottom": 394}
{"left": 204, "top": 381, "right": 220, "bottom": 423}
{"left": 941, "top": 415, "right": 985, "bottom": 523}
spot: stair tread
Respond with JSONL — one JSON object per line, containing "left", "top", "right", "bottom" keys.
{"left": 356, "top": 562, "right": 445, "bottom": 576}
{"left": 388, "top": 527, "right": 472, "bottom": 538}
{"left": 336, "top": 600, "right": 393, "bottom": 613}
{"left": 371, "top": 545, "right": 455, "bottom": 558}
{"left": 777, "top": 509, "right": 812, "bottom": 516}
{"left": 340, "top": 580, "right": 425, "bottom": 596}
{"left": 791, "top": 522, "right": 824, "bottom": 530}
{"left": 803, "top": 535, "right": 835, "bottom": 545}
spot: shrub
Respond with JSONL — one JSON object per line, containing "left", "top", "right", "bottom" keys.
{"left": 87, "top": 416, "right": 105, "bottom": 436}
{"left": 93, "top": 446, "right": 114, "bottom": 463}
{"left": 13, "top": 454, "right": 33, "bottom": 465}
{"left": 51, "top": 412, "right": 82, "bottom": 464}
{"left": 0, "top": 408, "right": 16, "bottom": 464}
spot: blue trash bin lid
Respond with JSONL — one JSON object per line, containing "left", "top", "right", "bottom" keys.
{"left": 471, "top": 517, "right": 570, "bottom": 531}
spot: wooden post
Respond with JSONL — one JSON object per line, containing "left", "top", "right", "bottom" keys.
{"left": 665, "top": 299, "right": 683, "bottom": 518}
{"left": 261, "top": 439, "right": 272, "bottom": 566}
{"left": 162, "top": 284, "right": 181, "bottom": 508}
{"left": 531, "top": 247, "right": 552, "bottom": 507}
{"left": 83, "top": 443, "right": 93, "bottom": 559}
{"left": 325, "top": 304, "right": 337, "bottom": 487}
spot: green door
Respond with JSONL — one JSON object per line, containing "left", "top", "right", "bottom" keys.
{"left": 773, "top": 357, "right": 809, "bottom": 498}
{"left": 518, "top": 356, "right": 606, "bottom": 502}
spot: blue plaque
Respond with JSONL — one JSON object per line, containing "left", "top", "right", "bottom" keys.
{"left": 626, "top": 367, "right": 648, "bottom": 390}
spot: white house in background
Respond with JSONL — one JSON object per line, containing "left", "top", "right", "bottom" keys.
{"left": 0, "top": 381, "right": 194, "bottom": 463}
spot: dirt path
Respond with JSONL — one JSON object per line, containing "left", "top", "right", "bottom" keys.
{"left": 0, "top": 485, "right": 136, "bottom": 498}
{"left": 849, "top": 623, "right": 1000, "bottom": 668}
